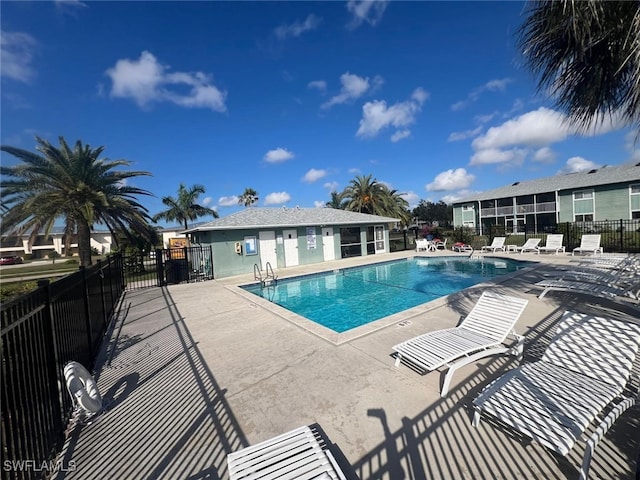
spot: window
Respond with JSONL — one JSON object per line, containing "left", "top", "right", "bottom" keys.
{"left": 573, "top": 190, "right": 593, "bottom": 200}
{"left": 574, "top": 214, "right": 594, "bottom": 222}
{"left": 462, "top": 205, "right": 474, "bottom": 211}
{"left": 631, "top": 184, "right": 640, "bottom": 218}
{"left": 573, "top": 189, "right": 594, "bottom": 222}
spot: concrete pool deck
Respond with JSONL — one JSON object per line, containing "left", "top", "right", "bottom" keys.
{"left": 54, "top": 250, "right": 639, "bottom": 479}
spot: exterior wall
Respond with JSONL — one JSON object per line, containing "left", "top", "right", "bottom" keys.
{"left": 557, "top": 191, "right": 574, "bottom": 222}
{"left": 457, "top": 182, "right": 636, "bottom": 226}
{"left": 559, "top": 183, "right": 632, "bottom": 222}
{"left": 594, "top": 184, "right": 630, "bottom": 220}
{"left": 192, "top": 223, "right": 390, "bottom": 278}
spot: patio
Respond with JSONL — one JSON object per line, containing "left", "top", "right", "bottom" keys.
{"left": 54, "top": 251, "right": 639, "bottom": 479}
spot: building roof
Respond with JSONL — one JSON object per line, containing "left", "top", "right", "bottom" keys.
{"left": 184, "top": 207, "right": 400, "bottom": 232}
{"left": 455, "top": 162, "right": 640, "bottom": 204}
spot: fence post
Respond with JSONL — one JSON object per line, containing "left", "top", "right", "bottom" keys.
{"left": 79, "top": 266, "right": 94, "bottom": 364}
{"left": 97, "top": 259, "right": 107, "bottom": 334}
{"left": 619, "top": 219, "right": 624, "bottom": 252}
{"left": 37, "top": 279, "right": 65, "bottom": 436}
{"left": 156, "top": 248, "right": 165, "bottom": 286}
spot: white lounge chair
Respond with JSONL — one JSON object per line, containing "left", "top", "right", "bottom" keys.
{"left": 481, "top": 237, "right": 506, "bottom": 253}
{"left": 514, "top": 238, "right": 541, "bottom": 254}
{"left": 535, "top": 277, "right": 640, "bottom": 303}
{"left": 434, "top": 238, "right": 447, "bottom": 250}
{"left": 227, "top": 424, "right": 348, "bottom": 480}
{"left": 536, "top": 234, "right": 566, "bottom": 254}
{"left": 472, "top": 311, "right": 640, "bottom": 480}
{"left": 392, "top": 291, "right": 529, "bottom": 397}
{"left": 415, "top": 239, "right": 429, "bottom": 252}
{"left": 572, "top": 234, "right": 604, "bottom": 256}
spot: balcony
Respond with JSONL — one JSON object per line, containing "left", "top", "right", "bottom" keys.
{"left": 480, "top": 202, "right": 556, "bottom": 217}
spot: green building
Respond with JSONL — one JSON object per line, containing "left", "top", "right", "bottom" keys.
{"left": 452, "top": 162, "right": 640, "bottom": 234}
{"left": 184, "top": 207, "right": 399, "bottom": 278}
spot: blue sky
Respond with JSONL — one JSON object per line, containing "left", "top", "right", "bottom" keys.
{"left": 2, "top": 0, "right": 638, "bottom": 227}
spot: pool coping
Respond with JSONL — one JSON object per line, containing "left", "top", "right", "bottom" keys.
{"left": 226, "top": 256, "right": 543, "bottom": 345}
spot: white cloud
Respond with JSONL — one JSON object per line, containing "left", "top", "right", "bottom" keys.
{"left": 274, "top": 14, "right": 321, "bottom": 39}
{"left": 472, "top": 107, "right": 569, "bottom": 150}
{"left": 470, "top": 147, "right": 528, "bottom": 166}
{"left": 451, "top": 78, "right": 512, "bottom": 111}
{"left": 54, "top": 0, "right": 87, "bottom": 14}
{"left": 390, "top": 129, "right": 411, "bottom": 142}
{"left": 1, "top": 31, "right": 37, "bottom": 83}
{"left": 348, "top": 168, "right": 361, "bottom": 175}
{"left": 202, "top": 196, "right": 213, "bottom": 206}
{"left": 308, "top": 80, "right": 327, "bottom": 92}
{"left": 426, "top": 168, "right": 475, "bottom": 192}
{"left": 218, "top": 196, "right": 239, "bottom": 207}
{"left": 302, "top": 168, "right": 327, "bottom": 183}
{"left": 441, "top": 192, "right": 471, "bottom": 204}
{"left": 558, "top": 156, "right": 601, "bottom": 174}
{"left": 323, "top": 181, "right": 339, "bottom": 191}
{"left": 106, "top": 51, "right": 227, "bottom": 111}
{"left": 401, "top": 191, "right": 420, "bottom": 208}
{"left": 532, "top": 146, "right": 555, "bottom": 164}
{"left": 469, "top": 107, "right": 625, "bottom": 169}
{"left": 314, "top": 200, "right": 326, "bottom": 208}
{"left": 322, "top": 72, "right": 381, "bottom": 109}
{"left": 264, "top": 147, "right": 294, "bottom": 163}
{"left": 448, "top": 126, "right": 482, "bottom": 142}
{"left": 346, "top": 0, "right": 389, "bottom": 29}
{"left": 264, "top": 192, "right": 291, "bottom": 205}
{"left": 356, "top": 87, "right": 428, "bottom": 139}
{"left": 475, "top": 112, "right": 497, "bottom": 124}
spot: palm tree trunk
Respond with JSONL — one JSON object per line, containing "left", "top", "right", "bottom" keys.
{"left": 77, "top": 219, "right": 93, "bottom": 267}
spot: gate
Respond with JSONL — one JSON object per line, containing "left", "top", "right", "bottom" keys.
{"left": 123, "top": 245, "right": 213, "bottom": 290}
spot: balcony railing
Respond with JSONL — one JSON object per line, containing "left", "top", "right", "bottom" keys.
{"left": 480, "top": 202, "right": 556, "bottom": 217}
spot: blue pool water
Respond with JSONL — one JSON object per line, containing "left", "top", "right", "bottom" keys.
{"left": 241, "top": 257, "right": 530, "bottom": 333}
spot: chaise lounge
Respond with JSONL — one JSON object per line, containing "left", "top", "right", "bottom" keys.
{"left": 392, "top": 291, "right": 529, "bottom": 397}
{"left": 536, "top": 234, "right": 566, "bottom": 255}
{"left": 572, "top": 234, "right": 604, "bottom": 256}
{"left": 472, "top": 311, "right": 640, "bottom": 480}
{"left": 227, "top": 424, "right": 348, "bottom": 480}
{"left": 481, "top": 237, "right": 506, "bottom": 253}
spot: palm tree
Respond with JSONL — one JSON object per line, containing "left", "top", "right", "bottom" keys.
{"left": 325, "top": 190, "right": 347, "bottom": 209}
{"left": 379, "top": 185, "right": 411, "bottom": 225}
{"left": 518, "top": 0, "right": 640, "bottom": 132}
{"left": 1, "top": 136, "right": 155, "bottom": 267}
{"left": 152, "top": 184, "right": 218, "bottom": 234}
{"left": 238, "top": 188, "right": 259, "bottom": 207}
{"left": 341, "top": 174, "right": 386, "bottom": 215}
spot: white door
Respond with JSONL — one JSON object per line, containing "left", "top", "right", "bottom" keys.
{"left": 283, "top": 229, "right": 299, "bottom": 267}
{"left": 258, "top": 231, "right": 277, "bottom": 270}
{"left": 374, "top": 225, "right": 385, "bottom": 254}
{"left": 322, "top": 227, "right": 335, "bottom": 261}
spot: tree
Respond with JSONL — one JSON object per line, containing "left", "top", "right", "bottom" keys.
{"left": 518, "top": 0, "right": 640, "bottom": 132}
{"left": 412, "top": 200, "right": 453, "bottom": 226}
{"left": 340, "top": 174, "right": 410, "bottom": 222}
{"left": 152, "top": 183, "right": 218, "bottom": 233}
{"left": 341, "top": 174, "right": 386, "bottom": 215}
{"left": 325, "top": 190, "right": 347, "bottom": 209}
{"left": 1, "top": 136, "right": 154, "bottom": 267}
{"left": 238, "top": 188, "right": 259, "bottom": 207}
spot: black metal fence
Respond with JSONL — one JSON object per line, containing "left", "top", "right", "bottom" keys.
{"left": 123, "top": 245, "right": 214, "bottom": 290}
{"left": 468, "top": 219, "right": 640, "bottom": 252}
{"left": 1, "top": 255, "right": 125, "bottom": 480}
{"left": 392, "top": 219, "right": 640, "bottom": 253}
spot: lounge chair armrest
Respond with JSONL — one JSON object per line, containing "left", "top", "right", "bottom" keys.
{"left": 579, "top": 396, "right": 639, "bottom": 480}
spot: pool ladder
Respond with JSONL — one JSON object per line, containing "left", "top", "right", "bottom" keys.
{"left": 254, "top": 262, "right": 278, "bottom": 287}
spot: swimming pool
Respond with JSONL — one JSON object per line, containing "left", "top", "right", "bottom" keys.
{"left": 241, "top": 257, "right": 530, "bottom": 333}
